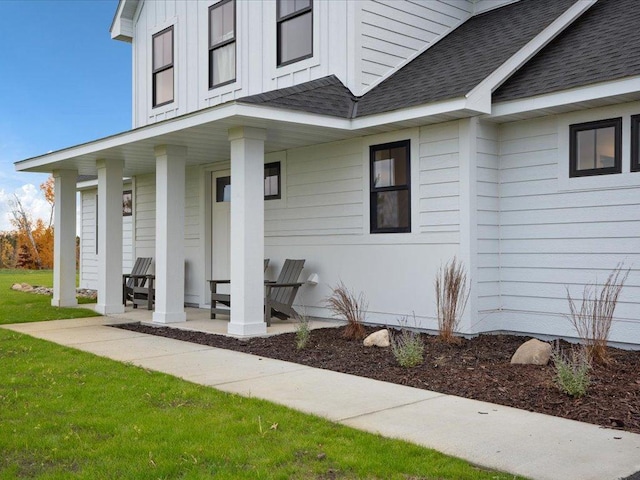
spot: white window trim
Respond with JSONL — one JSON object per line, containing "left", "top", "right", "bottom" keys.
{"left": 557, "top": 102, "right": 640, "bottom": 192}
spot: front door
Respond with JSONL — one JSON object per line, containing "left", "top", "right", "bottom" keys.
{"left": 212, "top": 171, "right": 231, "bottom": 293}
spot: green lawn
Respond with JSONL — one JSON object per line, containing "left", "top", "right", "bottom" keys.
{"left": 0, "top": 270, "right": 98, "bottom": 325}
{"left": 0, "top": 269, "right": 523, "bottom": 479}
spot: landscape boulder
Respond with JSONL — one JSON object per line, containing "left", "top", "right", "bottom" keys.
{"left": 11, "top": 283, "right": 33, "bottom": 292}
{"left": 363, "top": 329, "right": 390, "bottom": 347}
{"left": 510, "top": 339, "right": 552, "bottom": 365}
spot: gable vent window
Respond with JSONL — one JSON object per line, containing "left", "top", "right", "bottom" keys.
{"left": 632, "top": 114, "right": 640, "bottom": 172}
{"left": 370, "top": 140, "right": 411, "bottom": 234}
{"left": 277, "top": 0, "right": 312, "bottom": 67}
{"left": 152, "top": 26, "right": 174, "bottom": 107}
{"left": 569, "top": 118, "right": 621, "bottom": 177}
{"left": 209, "top": 0, "right": 236, "bottom": 88}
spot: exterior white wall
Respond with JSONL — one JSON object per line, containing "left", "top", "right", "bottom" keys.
{"left": 476, "top": 121, "right": 500, "bottom": 318}
{"left": 130, "top": 0, "right": 472, "bottom": 126}
{"left": 359, "top": 0, "right": 473, "bottom": 92}
{"left": 79, "top": 186, "right": 134, "bottom": 290}
{"left": 496, "top": 102, "right": 640, "bottom": 345}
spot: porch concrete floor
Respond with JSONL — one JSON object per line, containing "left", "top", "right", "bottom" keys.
{"left": 86, "top": 304, "right": 344, "bottom": 337}
{"left": 3, "top": 315, "right": 640, "bottom": 480}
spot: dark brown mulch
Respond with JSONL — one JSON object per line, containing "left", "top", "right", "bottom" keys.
{"left": 115, "top": 323, "right": 640, "bottom": 434}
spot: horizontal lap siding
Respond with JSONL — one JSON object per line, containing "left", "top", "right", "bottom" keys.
{"left": 477, "top": 122, "right": 500, "bottom": 313}
{"left": 80, "top": 188, "right": 134, "bottom": 290}
{"left": 269, "top": 139, "right": 365, "bottom": 236}
{"left": 360, "top": 0, "right": 472, "bottom": 88}
{"left": 80, "top": 191, "right": 97, "bottom": 289}
{"left": 419, "top": 121, "right": 460, "bottom": 240}
{"left": 498, "top": 115, "right": 640, "bottom": 343}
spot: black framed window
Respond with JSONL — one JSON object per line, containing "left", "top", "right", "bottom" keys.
{"left": 277, "top": 0, "right": 312, "bottom": 67}
{"left": 569, "top": 118, "right": 621, "bottom": 177}
{"left": 370, "top": 140, "right": 411, "bottom": 234}
{"left": 123, "top": 190, "right": 133, "bottom": 217}
{"left": 632, "top": 115, "right": 640, "bottom": 172}
{"left": 264, "top": 162, "right": 281, "bottom": 200}
{"left": 209, "top": 0, "right": 236, "bottom": 88}
{"left": 215, "top": 163, "right": 281, "bottom": 203}
{"left": 152, "top": 26, "right": 174, "bottom": 107}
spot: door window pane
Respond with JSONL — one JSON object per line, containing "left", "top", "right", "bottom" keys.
{"left": 264, "top": 162, "right": 281, "bottom": 199}
{"left": 216, "top": 176, "right": 231, "bottom": 202}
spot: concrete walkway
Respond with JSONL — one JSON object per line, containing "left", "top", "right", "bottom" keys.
{"left": 3, "top": 317, "right": 640, "bottom": 480}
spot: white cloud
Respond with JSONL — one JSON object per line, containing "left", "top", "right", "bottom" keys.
{"left": 0, "top": 183, "right": 52, "bottom": 233}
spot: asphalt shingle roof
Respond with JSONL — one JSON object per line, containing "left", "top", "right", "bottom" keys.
{"left": 239, "top": 76, "right": 355, "bottom": 118}
{"left": 494, "top": 0, "right": 640, "bottom": 102}
{"left": 238, "top": 0, "right": 636, "bottom": 119}
{"left": 356, "top": 0, "right": 578, "bottom": 116}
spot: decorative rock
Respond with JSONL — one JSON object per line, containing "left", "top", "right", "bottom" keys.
{"left": 363, "top": 329, "right": 390, "bottom": 347}
{"left": 510, "top": 339, "right": 552, "bottom": 365}
{"left": 11, "top": 283, "right": 23, "bottom": 291}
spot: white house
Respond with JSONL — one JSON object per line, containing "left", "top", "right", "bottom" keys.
{"left": 15, "top": 0, "right": 640, "bottom": 344}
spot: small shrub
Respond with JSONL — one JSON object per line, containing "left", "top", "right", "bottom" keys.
{"left": 552, "top": 343, "right": 591, "bottom": 398}
{"left": 325, "top": 281, "right": 367, "bottom": 340}
{"left": 295, "top": 313, "right": 311, "bottom": 350}
{"left": 435, "top": 257, "right": 469, "bottom": 344}
{"left": 390, "top": 318, "right": 425, "bottom": 368}
{"left": 566, "top": 264, "right": 629, "bottom": 364}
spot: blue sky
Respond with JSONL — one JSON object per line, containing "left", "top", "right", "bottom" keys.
{"left": 0, "top": 0, "right": 131, "bottom": 230}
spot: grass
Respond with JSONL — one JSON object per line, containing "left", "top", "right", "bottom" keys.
{"left": 0, "top": 269, "right": 98, "bottom": 325}
{"left": 0, "top": 269, "right": 523, "bottom": 479}
{"left": 0, "top": 330, "right": 523, "bottom": 479}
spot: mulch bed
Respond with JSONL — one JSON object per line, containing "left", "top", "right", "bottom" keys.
{"left": 115, "top": 323, "right": 640, "bottom": 435}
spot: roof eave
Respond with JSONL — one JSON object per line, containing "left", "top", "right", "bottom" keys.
{"left": 489, "top": 76, "right": 640, "bottom": 122}
{"left": 110, "top": 0, "right": 136, "bottom": 42}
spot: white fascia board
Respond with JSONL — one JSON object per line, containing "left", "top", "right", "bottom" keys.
{"left": 491, "top": 76, "right": 640, "bottom": 118}
{"left": 466, "top": 0, "right": 596, "bottom": 109}
{"left": 351, "top": 97, "right": 482, "bottom": 129}
{"left": 110, "top": 0, "right": 135, "bottom": 42}
{"left": 15, "top": 95, "right": 486, "bottom": 173}
{"left": 14, "top": 103, "right": 351, "bottom": 173}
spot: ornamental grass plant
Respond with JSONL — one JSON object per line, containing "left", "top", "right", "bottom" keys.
{"left": 325, "top": 281, "right": 367, "bottom": 340}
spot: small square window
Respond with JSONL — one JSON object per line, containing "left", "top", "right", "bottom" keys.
{"left": 152, "top": 27, "right": 174, "bottom": 107}
{"left": 632, "top": 114, "right": 640, "bottom": 172}
{"left": 370, "top": 140, "right": 411, "bottom": 233}
{"left": 277, "top": 0, "right": 312, "bottom": 66}
{"left": 569, "top": 118, "right": 621, "bottom": 177}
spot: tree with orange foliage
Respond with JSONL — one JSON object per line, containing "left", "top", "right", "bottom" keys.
{"left": 9, "top": 176, "right": 56, "bottom": 270}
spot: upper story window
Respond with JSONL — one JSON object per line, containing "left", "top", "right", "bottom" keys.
{"left": 370, "top": 140, "right": 411, "bottom": 234}
{"left": 152, "top": 27, "right": 174, "bottom": 107}
{"left": 631, "top": 115, "right": 640, "bottom": 172}
{"left": 209, "top": 0, "right": 236, "bottom": 88}
{"left": 569, "top": 118, "right": 621, "bottom": 177}
{"left": 277, "top": 0, "right": 312, "bottom": 67}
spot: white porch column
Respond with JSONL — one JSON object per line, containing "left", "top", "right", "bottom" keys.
{"left": 153, "top": 145, "right": 187, "bottom": 323}
{"left": 95, "top": 158, "right": 125, "bottom": 315}
{"left": 52, "top": 169, "right": 78, "bottom": 307}
{"left": 228, "top": 127, "right": 267, "bottom": 336}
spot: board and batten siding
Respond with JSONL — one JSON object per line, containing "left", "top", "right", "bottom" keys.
{"left": 79, "top": 189, "right": 134, "bottom": 290}
{"left": 497, "top": 111, "right": 640, "bottom": 344}
{"left": 133, "top": 0, "right": 352, "bottom": 127}
{"left": 359, "top": 0, "right": 473, "bottom": 91}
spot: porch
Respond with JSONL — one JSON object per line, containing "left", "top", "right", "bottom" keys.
{"left": 89, "top": 304, "right": 343, "bottom": 338}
